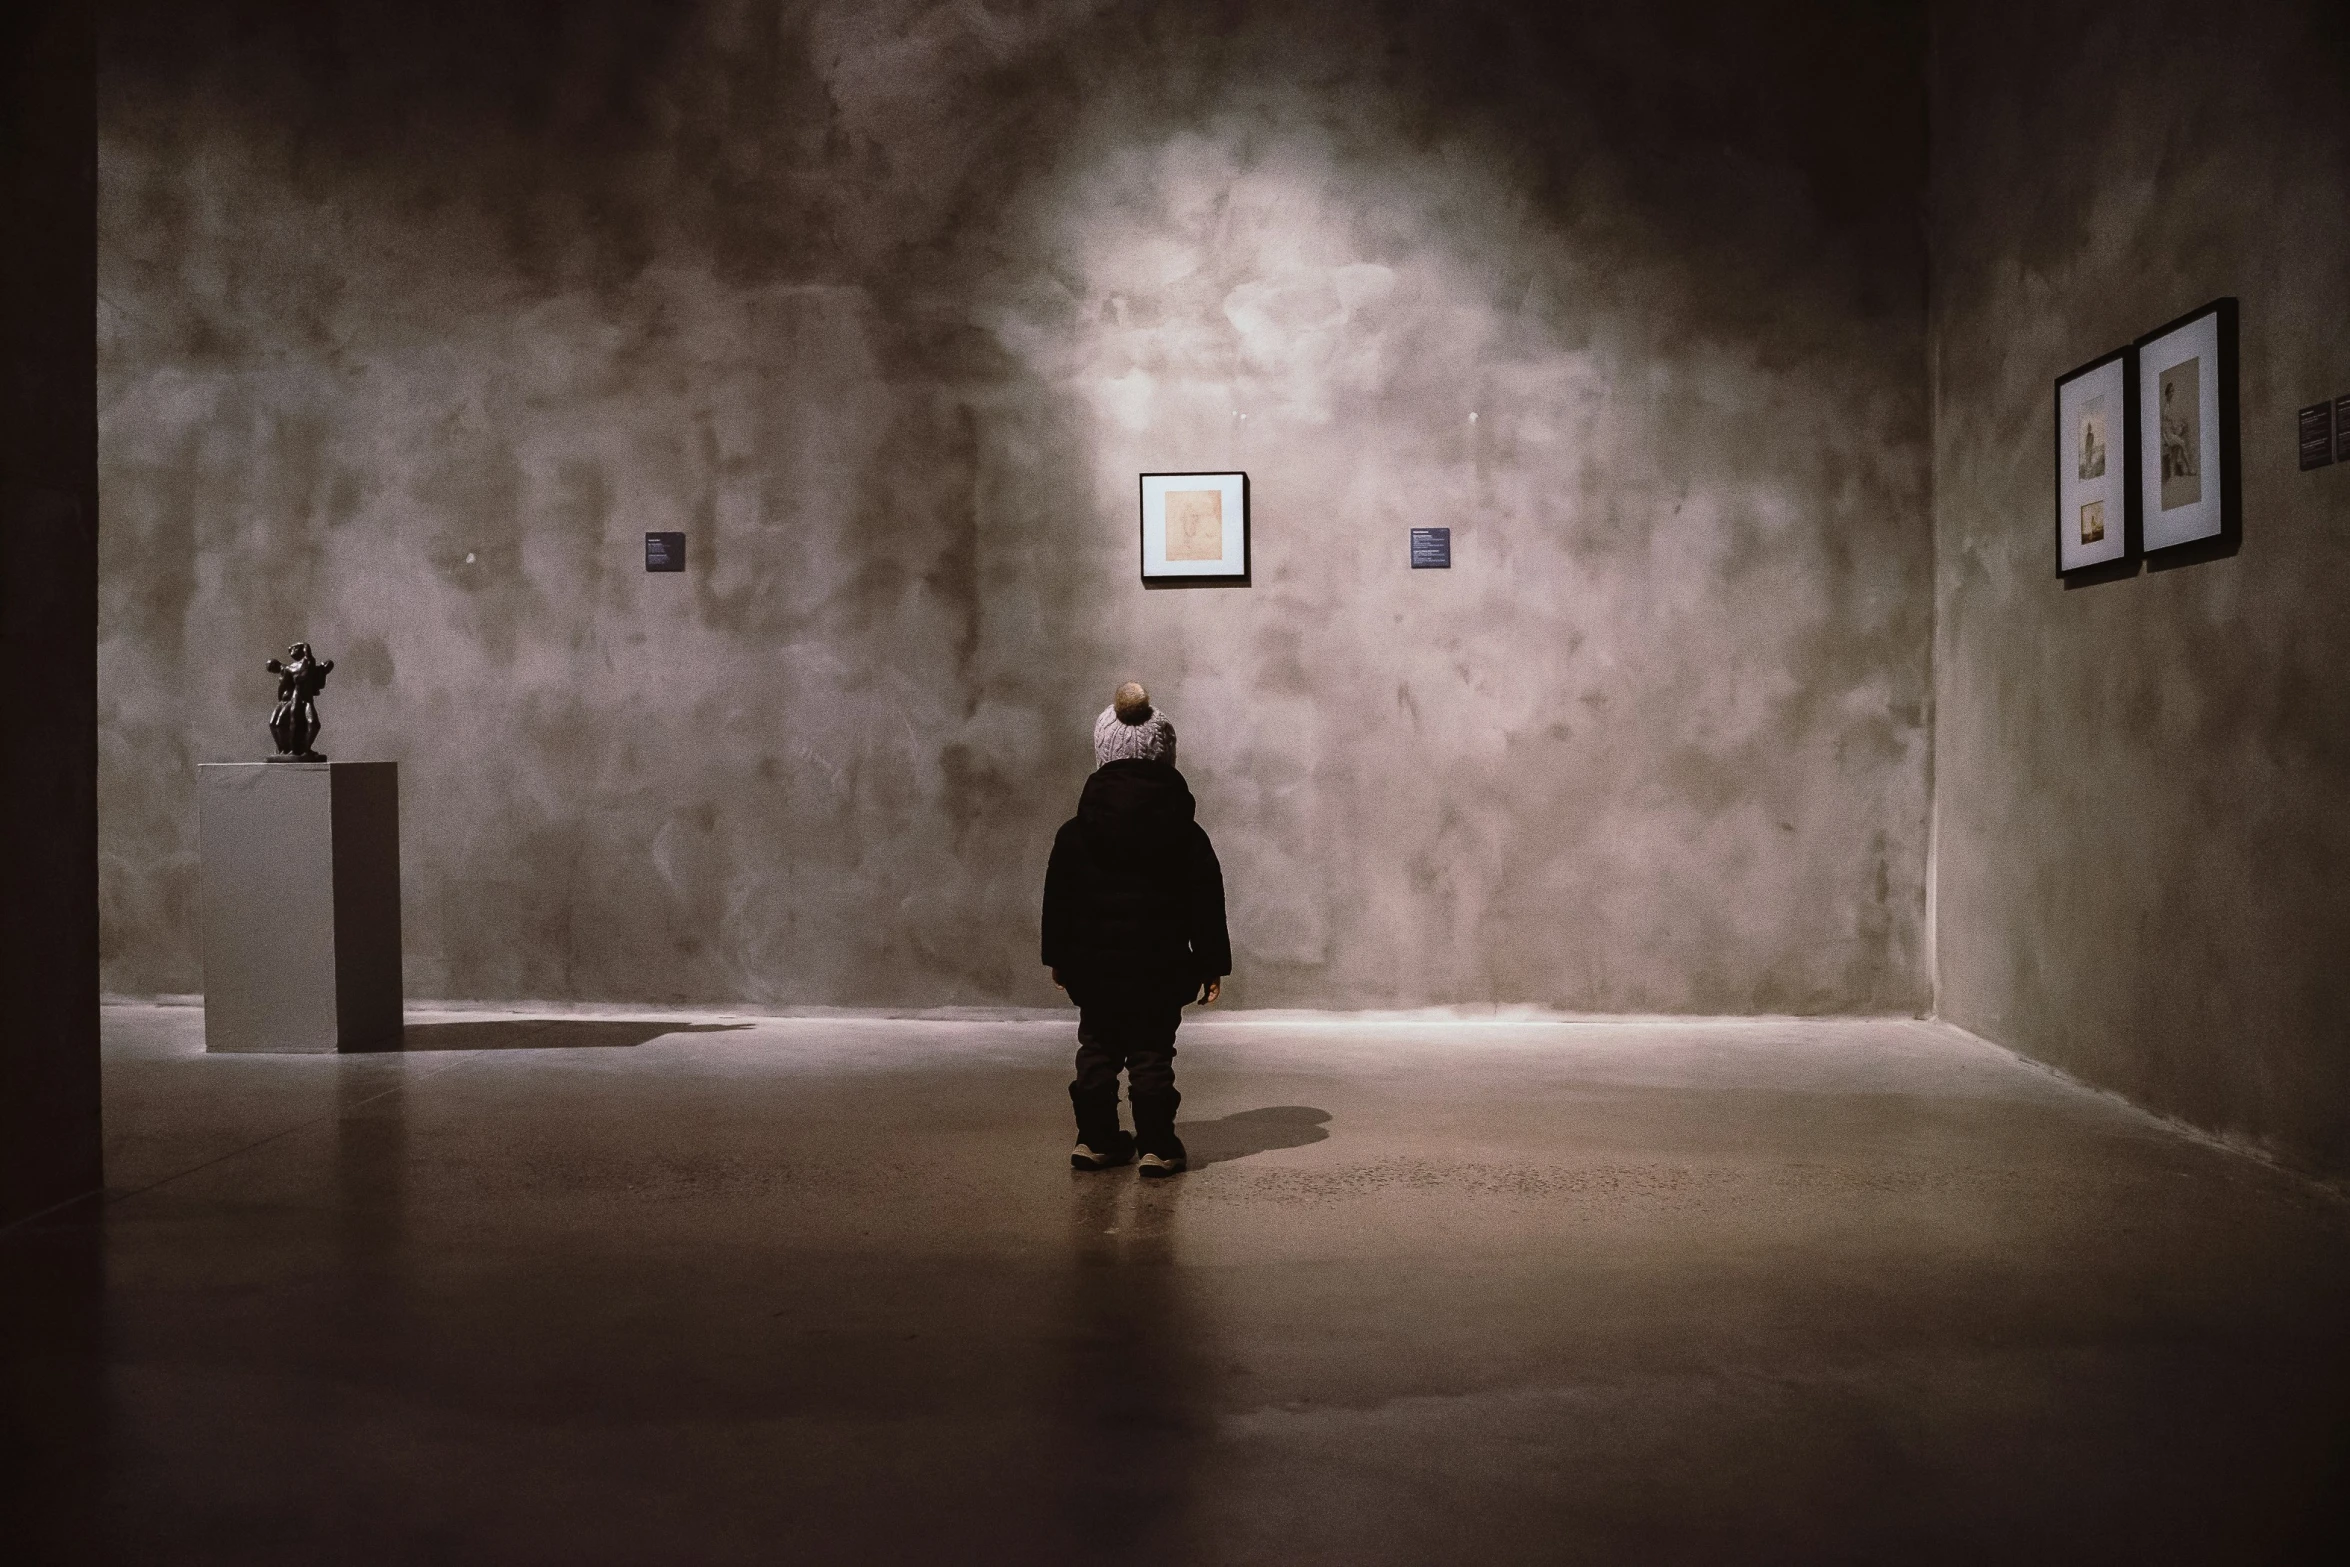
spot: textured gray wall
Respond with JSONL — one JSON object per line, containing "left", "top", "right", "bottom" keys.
{"left": 98, "top": 0, "right": 1931, "bottom": 1012}
{"left": 1930, "top": 0, "right": 2350, "bottom": 1175}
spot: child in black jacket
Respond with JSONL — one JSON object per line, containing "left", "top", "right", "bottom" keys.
{"left": 1041, "top": 683, "right": 1231, "bottom": 1176}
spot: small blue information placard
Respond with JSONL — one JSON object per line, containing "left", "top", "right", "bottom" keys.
{"left": 1409, "top": 527, "right": 1451, "bottom": 569}
{"left": 645, "top": 532, "right": 686, "bottom": 572}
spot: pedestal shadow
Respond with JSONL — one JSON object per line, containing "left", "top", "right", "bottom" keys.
{"left": 400, "top": 1019, "right": 753, "bottom": 1051}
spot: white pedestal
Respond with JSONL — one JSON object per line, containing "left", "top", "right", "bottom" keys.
{"left": 198, "top": 762, "right": 403, "bottom": 1053}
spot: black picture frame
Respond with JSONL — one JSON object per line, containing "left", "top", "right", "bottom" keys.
{"left": 2053, "top": 344, "right": 2138, "bottom": 582}
{"left": 2134, "top": 297, "right": 2240, "bottom": 566}
{"left": 1139, "top": 471, "right": 1250, "bottom": 587}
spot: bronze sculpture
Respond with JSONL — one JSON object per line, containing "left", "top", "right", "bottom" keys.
{"left": 264, "top": 642, "right": 335, "bottom": 761}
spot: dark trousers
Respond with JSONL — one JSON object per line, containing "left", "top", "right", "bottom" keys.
{"left": 1069, "top": 975, "right": 1192, "bottom": 1098}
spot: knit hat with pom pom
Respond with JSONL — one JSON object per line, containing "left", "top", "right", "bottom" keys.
{"left": 1092, "top": 681, "right": 1176, "bottom": 767}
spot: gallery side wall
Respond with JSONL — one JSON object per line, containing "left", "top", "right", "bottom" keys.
{"left": 97, "top": 0, "right": 1932, "bottom": 1012}
{"left": 1930, "top": 0, "right": 2350, "bottom": 1175}
{"left": 2, "top": 0, "right": 102, "bottom": 1226}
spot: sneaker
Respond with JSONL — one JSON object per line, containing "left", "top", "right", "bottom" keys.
{"left": 1130, "top": 1088, "right": 1186, "bottom": 1177}
{"left": 1071, "top": 1130, "right": 1135, "bottom": 1170}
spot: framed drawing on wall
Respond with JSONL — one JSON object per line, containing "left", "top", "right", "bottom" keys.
{"left": 2054, "top": 345, "right": 2135, "bottom": 577}
{"left": 2135, "top": 297, "right": 2240, "bottom": 558}
{"left": 1140, "top": 472, "right": 1249, "bottom": 585}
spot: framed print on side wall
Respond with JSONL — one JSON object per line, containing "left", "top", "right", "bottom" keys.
{"left": 2054, "top": 345, "right": 2135, "bottom": 576}
{"left": 2135, "top": 297, "right": 2240, "bottom": 556}
{"left": 1140, "top": 472, "right": 1249, "bottom": 585}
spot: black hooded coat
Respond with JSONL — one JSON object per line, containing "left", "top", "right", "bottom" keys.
{"left": 1041, "top": 759, "right": 1231, "bottom": 995}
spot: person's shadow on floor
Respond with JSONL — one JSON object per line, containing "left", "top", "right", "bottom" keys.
{"left": 1176, "top": 1105, "right": 1331, "bottom": 1168}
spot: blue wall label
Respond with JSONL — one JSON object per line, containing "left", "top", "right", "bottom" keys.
{"left": 645, "top": 532, "right": 686, "bottom": 571}
{"left": 1409, "top": 527, "right": 1451, "bottom": 568}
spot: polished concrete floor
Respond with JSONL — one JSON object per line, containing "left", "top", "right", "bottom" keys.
{"left": 6, "top": 1004, "right": 2347, "bottom": 1564}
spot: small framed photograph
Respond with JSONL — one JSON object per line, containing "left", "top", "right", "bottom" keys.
{"left": 2054, "top": 346, "right": 2135, "bottom": 576}
{"left": 1140, "top": 472, "right": 1249, "bottom": 585}
{"left": 2135, "top": 297, "right": 2239, "bottom": 555}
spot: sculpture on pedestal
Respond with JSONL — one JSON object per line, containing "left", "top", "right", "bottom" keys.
{"left": 264, "top": 642, "right": 335, "bottom": 762}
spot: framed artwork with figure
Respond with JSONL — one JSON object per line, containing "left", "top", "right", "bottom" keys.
{"left": 1140, "top": 472, "right": 1249, "bottom": 585}
{"left": 2135, "top": 298, "right": 2240, "bottom": 559}
{"left": 2054, "top": 344, "right": 2136, "bottom": 577}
